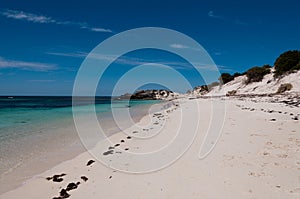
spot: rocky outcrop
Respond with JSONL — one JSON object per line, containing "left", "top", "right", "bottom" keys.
{"left": 226, "top": 90, "right": 237, "bottom": 96}
{"left": 188, "top": 82, "right": 220, "bottom": 96}
{"left": 117, "top": 90, "right": 175, "bottom": 100}
{"left": 276, "top": 83, "right": 293, "bottom": 94}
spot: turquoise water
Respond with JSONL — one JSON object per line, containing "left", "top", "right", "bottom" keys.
{"left": 0, "top": 96, "right": 159, "bottom": 193}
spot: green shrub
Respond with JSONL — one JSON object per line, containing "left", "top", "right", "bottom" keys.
{"left": 262, "top": 64, "right": 272, "bottom": 69}
{"left": 274, "top": 50, "right": 300, "bottom": 77}
{"left": 219, "top": 73, "right": 234, "bottom": 84}
{"left": 246, "top": 66, "right": 271, "bottom": 84}
{"left": 233, "top": 72, "right": 242, "bottom": 78}
{"left": 292, "top": 61, "right": 300, "bottom": 70}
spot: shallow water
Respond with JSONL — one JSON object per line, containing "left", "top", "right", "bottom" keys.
{"left": 0, "top": 96, "right": 160, "bottom": 193}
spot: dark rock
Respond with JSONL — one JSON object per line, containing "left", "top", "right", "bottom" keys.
{"left": 120, "top": 140, "right": 125, "bottom": 143}
{"left": 226, "top": 90, "right": 237, "bottom": 96}
{"left": 127, "top": 136, "right": 132, "bottom": 139}
{"left": 81, "top": 176, "right": 88, "bottom": 182}
{"left": 117, "top": 89, "right": 173, "bottom": 100}
{"left": 53, "top": 177, "right": 63, "bottom": 182}
{"left": 103, "top": 150, "right": 114, "bottom": 156}
{"left": 86, "top": 160, "right": 95, "bottom": 166}
{"left": 47, "top": 173, "right": 66, "bottom": 182}
{"left": 59, "top": 189, "right": 70, "bottom": 198}
{"left": 276, "top": 83, "right": 293, "bottom": 94}
{"left": 66, "top": 182, "right": 78, "bottom": 191}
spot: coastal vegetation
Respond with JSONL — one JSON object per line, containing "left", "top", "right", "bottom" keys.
{"left": 274, "top": 50, "right": 300, "bottom": 77}
{"left": 218, "top": 50, "right": 300, "bottom": 85}
{"left": 245, "top": 65, "right": 271, "bottom": 84}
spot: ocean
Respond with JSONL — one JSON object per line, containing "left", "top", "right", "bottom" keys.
{"left": 0, "top": 96, "right": 160, "bottom": 193}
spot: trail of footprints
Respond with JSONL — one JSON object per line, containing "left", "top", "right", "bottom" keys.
{"left": 236, "top": 104, "right": 299, "bottom": 121}
{"left": 46, "top": 102, "right": 180, "bottom": 198}
{"left": 236, "top": 101, "right": 299, "bottom": 193}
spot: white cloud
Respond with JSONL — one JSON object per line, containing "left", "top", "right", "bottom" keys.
{"left": 170, "top": 44, "right": 189, "bottom": 49}
{"left": 1, "top": 9, "right": 55, "bottom": 23}
{"left": 89, "top": 27, "right": 113, "bottom": 33}
{"left": 0, "top": 57, "right": 57, "bottom": 71}
{"left": 208, "top": 11, "right": 222, "bottom": 19}
{"left": 46, "top": 51, "right": 87, "bottom": 58}
{"left": 47, "top": 50, "right": 233, "bottom": 72}
{"left": 0, "top": 9, "right": 112, "bottom": 33}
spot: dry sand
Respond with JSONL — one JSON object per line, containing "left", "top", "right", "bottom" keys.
{"left": 1, "top": 97, "right": 299, "bottom": 199}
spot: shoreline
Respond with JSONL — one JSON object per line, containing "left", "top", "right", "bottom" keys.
{"left": 0, "top": 100, "right": 168, "bottom": 195}
{"left": 1, "top": 96, "right": 299, "bottom": 198}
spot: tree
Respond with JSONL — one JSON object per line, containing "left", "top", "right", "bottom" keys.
{"left": 274, "top": 50, "right": 300, "bottom": 77}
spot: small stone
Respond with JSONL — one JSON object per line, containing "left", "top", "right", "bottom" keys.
{"left": 103, "top": 150, "right": 114, "bottom": 156}
{"left": 86, "top": 160, "right": 95, "bottom": 166}
{"left": 81, "top": 176, "right": 88, "bottom": 182}
{"left": 66, "top": 182, "right": 78, "bottom": 191}
{"left": 60, "top": 189, "right": 70, "bottom": 198}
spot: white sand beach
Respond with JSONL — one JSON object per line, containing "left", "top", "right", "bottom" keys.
{"left": 1, "top": 96, "right": 299, "bottom": 199}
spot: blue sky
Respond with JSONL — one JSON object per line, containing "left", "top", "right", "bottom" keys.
{"left": 0, "top": 0, "right": 299, "bottom": 95}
